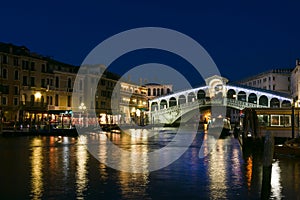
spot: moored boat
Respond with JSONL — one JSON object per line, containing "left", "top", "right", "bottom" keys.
{"left": 275, "top": 138, "right": 300, "bottom": 157}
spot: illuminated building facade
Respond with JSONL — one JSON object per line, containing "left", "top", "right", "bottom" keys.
{"left": 236, "top": 68, "right": 292, "bottom": 94}
{"left": 119, "top": 82, "right": 148, "bottom": 124}
{"left": 143, "top": 83, "right": 172, "bottom": 100}
{"left": 0, "top": 42, "right": 78, "bottom": 128}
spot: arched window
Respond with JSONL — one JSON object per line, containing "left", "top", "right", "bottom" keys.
{"left": 237, "top": 91, "right": 246, "bottom": 102}
{"left": 169, "top": 97, "right": 177, "bottom": 107}
{"left": 160, "top": 100, "right": 168, "bottom": 109}
{"left": 148, "top": 88, "right": 151, "bottom": 96}
{"left": 259, "top": 95, "right": 268, "bottom": 106}
{"left": 197, "top": 90, "right": 206, "bottom": 99}
{"left": 227, "top": 89, "right": 236, "bottom": 99}
{"left": 151, "top": 102, "right": 158, "bottom": 111}
{"left": 41, "top": 96, "right": 44, "bottom": 105}
{"left": 270, "top": 98, "right": 280, "bottom": 108}
{"left": 178, "top": 95, "right": 186, "bottom": 105}
{"left": 282, "top": 100, "right": 291, "bottom": 107}
{"left": 30, "top": 95, "right": 34, "bottom": 105}
{"left": 79, "top": 80, "right": 83, "bottom": 90}
{"left": 14, "top": 70, "right": 19, "bottom": 80}
{"left": 188, "top": 92, "right": 196, "bottom": 102}
{"left": 248, "top": 93, "right": 257, "bottom": 104}
{"left": 2, "top": 68, "right": 7, "bottom": 79}
{"left": 153, "top": 88, "right": 156, "bottom": 96}
{"left": 68, "top": 78, "right": 72, "bottom": 88}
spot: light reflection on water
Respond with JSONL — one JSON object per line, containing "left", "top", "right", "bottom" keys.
{"left": 209, "top": 139, "right": 228, "bottom": 199}
{"left": 0, "top": 130, "right": 299, "bottom": 199}
{"left": 30, "top": 138, "right": 43, "bottom": 200}
{"left": 76, "top": 136, "right": 88, "bottom": 200}
{"left": 271, "top": 160, "right": 282, "bottom": 200}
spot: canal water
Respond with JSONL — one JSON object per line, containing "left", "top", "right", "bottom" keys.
{"left": 0, "top": 129, "right": 299, "bottom": 199}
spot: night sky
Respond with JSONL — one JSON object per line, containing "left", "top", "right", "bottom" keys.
{"left": 1, "top": 0, "right": 300, "bottom": 88}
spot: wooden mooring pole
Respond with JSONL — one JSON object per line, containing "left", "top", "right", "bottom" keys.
{"left": 261, "top": 131, "right": 274, "bottom": 199}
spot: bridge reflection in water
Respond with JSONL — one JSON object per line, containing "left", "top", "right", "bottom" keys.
{"left": 0, "top": 130, "right": 299, "bottom": 199}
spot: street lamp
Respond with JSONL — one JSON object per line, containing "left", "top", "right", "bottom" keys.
{"left": 136, "top": 109, "right": 141, "bottom": 125}
{"left": 34, "top": 91, "right": 41, "bottom": 100}
{"left": 79, "top": 102, "right": 86, "bottom": 127}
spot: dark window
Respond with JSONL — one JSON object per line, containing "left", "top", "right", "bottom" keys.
{"left": 68, "top": 78, "right": 72, "bottom": 88}
{"left": 67, "top": 96, "right": 71, "bottom": 107}
{"left": 41, "top": 79, "right": 46, "bottom": 88}
{"left": 153, "top": 88, "right": 156, "bottom": 96}
{"left": 50, "top": 96, "right": 53, "bottom": 105}
{"left": 46, "top": 96, "right": 49, "bottom": 104}
{"left": 23, "top": 76, "right": 28, "bottom": 86}
{"left": 55, "top": 77, "right": 59, "bottom": 88}
{"left": 14, "top": 86, "right": 18, "bottom": 95}
{"left": 101, "top": 101, "right": 106, "bottom": 108}
{"left": 148, "top": 88, "right": 151, "bottom": 96}
{"left": 50, "top": 79, "right": 53, "bottom": 86}
{"left": 2, "top": 55, "right": 8, "bottom": 64}
{"left": 30, "top": 77, "right": 35, "bottom": 86}
{"left": 13, "top": 98, "right": 18, "bottom": 106}
{"left": 101, "top": 90, "right": 106, "bottom": 97}
{"left": 2, "top": 68, "right": 7, "bottom": 79}
{"left": 41, "top": 64, "right": 46, "bottom": 72}
{"left": 30, "top": 95, "right": 34, "bottom": 104}
{"left": 55, "top": 94, "right": 59, "bottom": 106}
{"left": 2, "top": 85, "right": 9, "bottom": 94}
{"left": 13, "top": 57, "right": 19, "bottom": 66}
{"left": 273, "top": 76, "right": 275, "bottom": 81}
{"left": 79, "top": 80, "right": 83, "bottom": 90}
{"left": 2, "top": 97, "right": 7, "bottom": 105}
{"left": 101, "top": 80, "right": 105, "bottom": 86}
{"left": 22, "top": 60, "right": 29, "bottom": 70}
{"left": 30, "top": 62, "right": 35, "bottom": 70}
{"left": 14, "top": 70, "right": 19, "bottom": 80}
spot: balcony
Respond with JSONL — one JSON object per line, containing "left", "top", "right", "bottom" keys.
{"left": 20, "top": 101, "right": 48, "bottom": 111}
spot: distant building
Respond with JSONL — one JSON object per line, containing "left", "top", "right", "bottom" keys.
{"left": 119, "top": 82, "right": 148, "bottom": 124}
{"left": 236, "top": 68, "right": 292, "bottom": 94}
{"left": 143, "top": 83, "right": 173, "bottom": 100}
{"left": 291, "top": 59, "right": 300, "bottom": 106}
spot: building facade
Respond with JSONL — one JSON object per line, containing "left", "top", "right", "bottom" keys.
{"left": 119, "top": 82, "right": 148, "bottom": 125}
{"left": 291, "top": 59, "right": 300, "bottom": 106}
{"left": 144, "top": 83, "right": 172, "bottom": 100}
{"left": 0, "top": 43, "right": 78, "bottom": 129}
{"left": 236, "top": 68, "right": 292, "bottom": 94}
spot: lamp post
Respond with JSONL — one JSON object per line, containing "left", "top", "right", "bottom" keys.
{"left": 136, "top": 109, "right": 141, "bottom": 126}
{"left": 79, "top": 102, "right": 86, "bottom": 127}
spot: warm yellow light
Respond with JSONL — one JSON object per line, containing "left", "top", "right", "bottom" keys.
{"left": 35, "top": 92, "right": 42, "bottom": 99}
{"left": 136, "top": 109, "right": 141, "bottom": 117}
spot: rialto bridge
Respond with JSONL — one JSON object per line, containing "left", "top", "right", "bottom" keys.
{"left": 149, "top": 75, "right": 292, "bottom": 124}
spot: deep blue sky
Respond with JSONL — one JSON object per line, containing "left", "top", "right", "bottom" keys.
{"left": 1, "top": 0, "right": 300, "bottom": 85}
